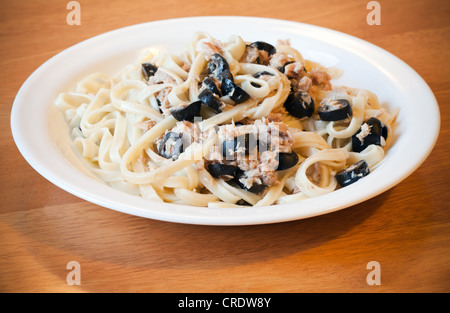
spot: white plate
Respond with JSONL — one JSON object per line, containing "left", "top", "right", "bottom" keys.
{"left": 11, "top": 16, "right": 440, "bottom": 226}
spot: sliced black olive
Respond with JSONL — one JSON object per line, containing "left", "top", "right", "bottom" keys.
{"left": 236, "top": 199, "right": 251, "bottom": 206}
{"left": 242, "top": 42, "right": 276, "bottom": 65}
{"left": 201, "top": 77, "right": 222, "bottom": 96}
{"left": 251, "top": 71, "right": 274, "bottom": 88}
{"left": 282, "top": 62, "right": 307, "bottom": 75}
{"left": 218, "top": 70, "right": 234, "bottom": 83}
{"left": 222, "top": 133, "right": 257, "bottom": 159}
{"left": 170, "top": 100, "right": 202, "bottom": 122}
{"left": 207, "top": 53, "right": 231, "bottom": 80}
{"left": 318, "top": 99, "right": 352, "bottom": 121}
{"left": 278, "top": 60, "right": 295, "bottom": 73}
{"left": 157, "top": 131, "right": 185, "bottom": 160}
{"left": 283, "top": 90, "right": 315, "bottom": 118}
{"left": 336, "top": 160, "right": 370, "bottom": 187}
{"left": 276, "top": 152, "right": 299, "bottom": 171}
{"left": 243, "top": 182, "right": 267, "bottom": 194}
{"left": 253, "top": 71, "right": 274, "bottom": 78}
{"left": 233, "top": 172, "right": 267, "bottom": 194}
{"left": 155, "top": 98, "right": 162, "bottom": 113}
{"left": 221, "top": 77, "right": 250, "bottom": 104}
{"left": 369, "top": 117, "right": 388, "bottom": 139}
{"left": 250, "top": 82, "right": 261, "bottom": 88}
{"left": 222, "top": 140, "right": 236, "bottom": 159}
{"left": 206, "top": 163, "right": 239, "bottom": 180}
{"left": 249, "top": 41, "right": 276, "bottom": 56}
{"left": 198, "top": 89, "right": 223, "bottom": 113}
{"left": 141, "top": 63, "right": 158, "bottom": 81}
{"left": 352, "top": 117, "right": 388, "bottom": 153}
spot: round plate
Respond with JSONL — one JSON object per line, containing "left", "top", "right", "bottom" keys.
{"left": 10, "top": 16, "right": 440, "bottom": 225}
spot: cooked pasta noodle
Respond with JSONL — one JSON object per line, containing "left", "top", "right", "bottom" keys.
{"left": 54, "top": 32, "right": 398, "bottom": 207}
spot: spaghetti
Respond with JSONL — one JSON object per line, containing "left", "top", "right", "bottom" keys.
{"left": 55, "top": 32, "right": 398, "bottom": 207}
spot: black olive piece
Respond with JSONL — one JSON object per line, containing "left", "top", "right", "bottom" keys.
{"left": 276, "top": 152, "right": 300, "bottom": 171}
{"left": 253, "top": 71, "right": 274, "bottom": 78}
{"left": 170, "top": 100, "right": 202, "bottom": 122}
{"left": 352, "top": 117, "right": 388, "bottom": 153}
{"left": 207, "top": 53, "right": 231, "bottom": 80}
{"left": 157, "top": 131, "right": 185, "bottom": 160}
{"left": 368, "top": 117, "right": 388, "bottom": 139}
{"left": 221, "top": 77, "right": 250, "bottom": 104}
{"left": 141, "top": 63, "right": 158, "bottom": 81}
{"left": 249, "top": 41, "right": 277, "bottom": 56}
{"left": 257, "top": 139, "right": 279, "bottom": 154}
{"left": 279, "top": 62, "right": 307, "bottom": 75}
{"left": 318, "top": 99, "right": 353, "bottom": 121}
{"left": 250, "top": 82, "right": 261, "bottom": 88}
{"left": 218, "top": 70, "right": 234, "bottom": 83}
{"left": 251, "top": 71, "right": 274, "bottom": 88}
{"left": 222, "top": 133, "right": 257, "bottom": 159}
{"left": 222, "top": 140, "right": 235, "bottom": 159}
{"left": 244, "top": 182, "right": 267, "bottom": 194}
{"left": 201, "top": 77, "right": 222, "bottom": 96}
{"left": 278, "top": 60, "right": 295, "bottom": 73}
{"left": 283, "top": 90, "right": 315, "bottom": 118}
{"left": 155, "top": 98, "right": 162, "bottom": 113}
{"left": 336, "top": 160, "right": 370, "bottom": 187}
{"left": 236, "top": 199, "right": 251, "bottom": 206}
{"left": 198, "top": 89, "right": 223, "bottom": 113}
{"left": 233, "top": 171, "right": 268, "bottom": 194}
{"left": 206, "top": 163, "right": 239, "bottom": 180}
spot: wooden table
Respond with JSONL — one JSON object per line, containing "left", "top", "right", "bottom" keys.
{"left": 1, "top": 0, "right": 449, "bottom": 293}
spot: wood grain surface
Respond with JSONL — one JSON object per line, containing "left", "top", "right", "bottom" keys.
{"left": 1, "top": 0, "right": 449, "bottom": 293}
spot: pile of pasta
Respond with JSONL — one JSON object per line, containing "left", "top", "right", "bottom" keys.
{"left": 54, "top": 32, "right": 398, "bottom": 207}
